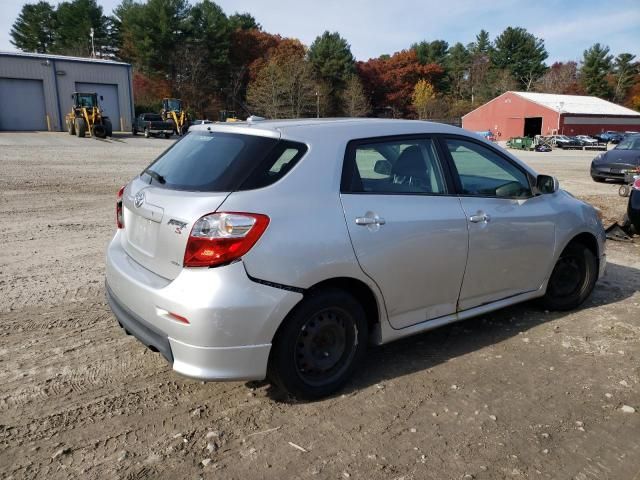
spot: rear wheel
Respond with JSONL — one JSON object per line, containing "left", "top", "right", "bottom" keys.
{"left": 75, "top": 118, "right": 86, "bottom": 138}
{"left": 132, "top": 127, "right": 138, "bottom": 135}
{"left": 268, "top": 289, "right": 368, "bottom": 400}
{"left": 541, "top": 242, "right": 597, "bottom": 311}
{"left": 592, "top": 176, "right": 606, "bottom": 183}
{"left": 67, "top": 119, "right": 75, "bottom": 135}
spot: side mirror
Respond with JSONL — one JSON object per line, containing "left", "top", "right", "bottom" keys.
{"left": 536, "top": 174, "right": 559, "bottom": 194}
{"left": 374, "top": 160, "right": 392, "bottom": 176}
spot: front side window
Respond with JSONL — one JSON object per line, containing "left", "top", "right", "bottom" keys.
{"left": 445, "top": 138, "right": 531, "bottom": 198}
{"left": 344, "top": 138, "right": 448, "bottom": 194}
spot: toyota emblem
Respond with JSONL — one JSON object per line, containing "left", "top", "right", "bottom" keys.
{"left": 134, "top": 191, "right": 145, "bottom": 208}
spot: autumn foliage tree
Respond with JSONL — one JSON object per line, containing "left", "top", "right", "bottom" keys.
{"left": 412, "top": 80, "right": 436, "bottom": 119}
{"left": 357, "top": 50, "right": 444, "bottom": 117}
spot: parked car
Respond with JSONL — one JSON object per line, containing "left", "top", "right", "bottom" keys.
{"left": 595, "top": 131, "right": 624, "bottom": 143}
{"left": 475, "top": 130, "right": 496, "bottom": 142}
{"left": 575, "top": 135, "right": 599, "bottom": 145}
{"left": 551, "top": 135, "right": 583, "bottom": 149}
{"left": 133, "top": 113, "right": 174, "bottom": 138}
{"left": 106, "top": 119, "right": 606, "bottom": 399}
{"left": 591, "top": 134, "right": 640, "bottom": 182}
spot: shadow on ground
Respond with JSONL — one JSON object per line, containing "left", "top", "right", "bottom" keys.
{"left": 262, "top": 259, "right": 640, "bottom": 401}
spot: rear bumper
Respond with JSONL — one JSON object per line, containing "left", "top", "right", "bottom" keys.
{"left": 105, "top": 233, "right": 303, "bottom": 381}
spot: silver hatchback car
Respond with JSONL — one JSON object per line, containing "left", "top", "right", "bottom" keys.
{"left": 106, "top": 119, "right": 606, "bottom": 399}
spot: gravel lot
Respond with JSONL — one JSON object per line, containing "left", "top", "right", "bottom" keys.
{"left": 1, "top": 132, "right": 639, "bottom": 480}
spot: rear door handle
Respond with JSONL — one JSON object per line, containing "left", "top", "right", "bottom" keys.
{"left": 469, "top": 213, "right": 490, "bottom": 223}
{"left": 355, "top": 216, "right": 386, "bottom": 226}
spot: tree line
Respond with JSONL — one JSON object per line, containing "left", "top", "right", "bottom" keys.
{"left": 10, "top": 0, "right": 640, "bottom": 119}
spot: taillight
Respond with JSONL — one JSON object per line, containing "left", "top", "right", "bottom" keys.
{"left": 633, "top": 177, "right": 640, "bottom": 190}
{"left": 116, "top": 185, "right": 125, "bottom": 228}
{"left": 184, "top": 212, "right": 269, "bottom": 267}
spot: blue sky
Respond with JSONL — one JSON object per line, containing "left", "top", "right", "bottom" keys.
{"left": 1, "top": 0, "right": 639, "bottom": 62}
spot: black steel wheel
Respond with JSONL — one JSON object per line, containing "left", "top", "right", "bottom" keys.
{"left": 541, "top": 242, "right": 597, "bottom": 311}
{"left": 268, "top": 288, "right": 368, "bottom": 400}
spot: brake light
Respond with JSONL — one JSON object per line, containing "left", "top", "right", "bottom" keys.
{"left": 116, "top": 185, "right": 125, "bottom": 229}
{"left": 184, "top": 212, "right": 269, "bottom": 267}
{"left": 633, "top": 177, "right": 640, "bottom": 190}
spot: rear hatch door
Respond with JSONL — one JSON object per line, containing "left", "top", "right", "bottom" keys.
{"left": 120, "top": 128, "right": 281, "bottom": 280}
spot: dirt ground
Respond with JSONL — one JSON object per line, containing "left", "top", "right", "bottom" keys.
{"left": 1, "top": 132, "right": 638, "bottom": 480}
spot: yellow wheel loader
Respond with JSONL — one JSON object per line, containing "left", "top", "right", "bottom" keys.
{"left": 161, "top": 98, "right": 189, "bottom": 136}
{"left": 65, "top": 92, "right": 113, "bottom": 139}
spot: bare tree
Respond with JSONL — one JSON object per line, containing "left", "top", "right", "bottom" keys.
{"left": 247, "top": 55, "right": 316, "bottom": 118}
{"left": 341, "top": 74, "right": 370, "bottom": 117}
{"left": 534, "top": 62, "right": 578, "bottom": 94}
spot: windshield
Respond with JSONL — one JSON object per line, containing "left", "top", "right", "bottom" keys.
{"left": 76, "top": 94, "right": 97, "bottom": 108}
{"left": 165, "top": 98, "right": 182, "bottom": 111}
{"left": 143, "top": 131, "right": 307, "bottom": 192}
{"left": 615, "top": 136, "right": 640, "bottom": 150}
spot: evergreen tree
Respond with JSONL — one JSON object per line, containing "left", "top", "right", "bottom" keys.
{"left": 10, "top": 1, "right": 56, "bottom": 53}
{"left": 308, "top": 31, "right": 355, "bottom": 114}
{"left": 412, "top": 40, "right": 449, "bottom": 65}
{"left": 491, "top": 27, "right": 548, "bottom": 90}
{"left": 53, "top": 0, "right": 109, "bottom": 56}
{"left": 446, "top": 42, "right": 471, "bottom": 99}
{"left": 580, "top": 43, "right": 613, "bottom": 98}
{"left": 228, "top": 12, "right": 260, "bottom": 31}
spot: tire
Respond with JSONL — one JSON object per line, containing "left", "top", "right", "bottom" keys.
{"left": 541, "top": 243, "right": 597, "bottom": 311}
{"left": 75, "top": 118, "right": 86, "bottom": 138}
{"left": 144, "top": 128, "right": 150, "bottom": 138}
{"left": 164, "top": 133, "right": 171, "bottom": 139}
{"left": 132, "top": 127, "right": 138, "bottom": 136}
{"left": 619, "top": 185, "right": 630, "bottom": 197}
{"left": 104, "top": 119, "right": 113, "bottom": 137}
{"left": 592, "top": 176, "right": 606, "bottom": 183}
{"left": 67, "top": 119, "right": 75, "bottom": 135}
{"left": 268, "top": 288, "right": 368, "bottom": 400}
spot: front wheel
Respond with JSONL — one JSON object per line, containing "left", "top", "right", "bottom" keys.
{"left": 268, "top": 289, "right": 368, "bottom": 400}
{"left": 144, "top": 128, "right": 150, "bottom": 138}
{"left": 541, "top": 243, "right": 597, "bottom": 311}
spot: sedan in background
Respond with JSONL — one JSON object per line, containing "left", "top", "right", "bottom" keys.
{"left": 591, "top": 134, "right": 640, "bottom": 182}
{"left": 576, "top": 135, "right": 599, "bottom": 145}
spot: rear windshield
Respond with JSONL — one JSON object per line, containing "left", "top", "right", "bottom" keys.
{"left": 142, "top": 131, "right": 307, "bottom": 192}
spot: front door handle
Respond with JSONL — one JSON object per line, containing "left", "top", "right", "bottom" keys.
{"left": 469, "top": 213, "right": 491, "bottom": 223}
{"left": 355, "top": 216, "right": 386, "bottom": 226}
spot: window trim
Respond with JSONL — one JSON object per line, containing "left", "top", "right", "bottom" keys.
{"left": 437, "top": 134, "right": 535, "bottom": 200}
{"left": 340, "top": 134, "right": 457, "bottom": 196}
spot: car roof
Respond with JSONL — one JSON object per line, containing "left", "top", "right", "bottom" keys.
{"left": 190, "top": 118, "right": 467, "bottom": 139}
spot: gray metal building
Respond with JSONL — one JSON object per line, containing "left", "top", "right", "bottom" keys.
{"left": 0, "top": 51, "right": 134, "bottom": 132}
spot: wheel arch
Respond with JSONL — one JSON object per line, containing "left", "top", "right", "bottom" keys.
{"left": 270, "top": 276, "right": 383, "bottom": 345}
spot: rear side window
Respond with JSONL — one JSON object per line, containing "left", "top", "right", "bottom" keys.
{"left": 143, "top": 131, "right": 307, "bottom": 192}
{"left": 343, "top": 137, "right": 448, "bottom": 194}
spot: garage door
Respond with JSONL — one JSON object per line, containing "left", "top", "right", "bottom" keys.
{"left": 76, "top": 82, "right": 120, "bottom": 130}
{"left": 0, "top": 78, "right": 47, "bottom": 131}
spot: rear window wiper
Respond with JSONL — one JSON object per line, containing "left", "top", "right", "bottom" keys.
{"left": 144, "top": 169, "right": 166, "bottom": 184}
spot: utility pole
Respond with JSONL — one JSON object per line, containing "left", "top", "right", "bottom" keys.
{"left": 90, "top": 28, "right": 96, "bottom": 58}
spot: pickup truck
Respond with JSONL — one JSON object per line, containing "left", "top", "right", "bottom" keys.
{"left": 133, "top": 113, "right": 174, "bottom": 138}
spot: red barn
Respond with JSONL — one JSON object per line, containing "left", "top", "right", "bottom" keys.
{"left": 462, "top": 91, "right": 640, "bottom": 139}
